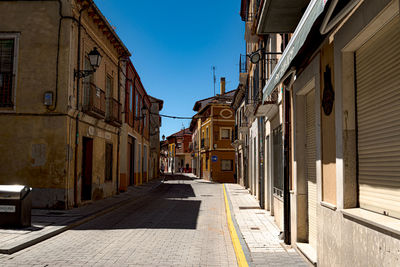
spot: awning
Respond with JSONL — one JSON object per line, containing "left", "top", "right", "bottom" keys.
{"left": 262, "top": 0, "right": 327, "bottom": 101}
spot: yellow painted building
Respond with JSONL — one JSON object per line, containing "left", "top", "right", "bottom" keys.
{"left": 0, "top": 0, "right": 129, "bottom": 208}
{"left": 192, "top": 79, "right": 237, "bottom": 183}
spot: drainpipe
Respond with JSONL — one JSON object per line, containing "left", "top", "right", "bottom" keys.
{"left": 283, "top": 68, "right": 296, "bottom": 245}
{"left": 116, "top": 57, "right": 123, "bottom": 194}
{"left": 73, "top": 4, "right": 90, "bottom": 207}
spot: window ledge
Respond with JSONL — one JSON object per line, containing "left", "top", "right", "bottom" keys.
{"left": 342, "top": 208, "right": 400, "bottom": 237}
{"left": 320, "top": 201, "right": 337, "bottom": 211}
{"left": 296, "top": 242, "right": 317, "bottom": 265}
{"left": 0, "top": 108, "right": 16, "bottom": 113}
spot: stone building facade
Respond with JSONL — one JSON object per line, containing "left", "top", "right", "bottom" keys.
{"left": 0, "top": 0, "right": 130, "bottom": 208}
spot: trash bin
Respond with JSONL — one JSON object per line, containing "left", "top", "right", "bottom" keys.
{"left": 0, "top": 185, "right": 32, "bottom": 227}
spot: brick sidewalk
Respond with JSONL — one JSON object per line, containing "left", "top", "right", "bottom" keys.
{"left": 0, "top": 178, "right": 163, "bottom": 254}
{"left": 225, "top": 183, "right": 310, "bottom": 267}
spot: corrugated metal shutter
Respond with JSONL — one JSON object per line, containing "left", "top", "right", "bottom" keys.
{"left": 306, "top": 91, "right": 317, "bottom": 249}
{"left": 356, "top": 16, "right": 400, "bottom": 219}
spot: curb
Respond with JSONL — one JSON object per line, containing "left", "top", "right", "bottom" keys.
{"left": 223, "top": 184, "right": 249, "bottom": 267}
{"left": 0, "top": 180, "right": 163, "bottom": 255}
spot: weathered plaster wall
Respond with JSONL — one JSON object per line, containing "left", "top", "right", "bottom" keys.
{"left": 0, "top": 116, "right": 68, "bottom": 208}
{"left": 0, "top": 1, "right": 73, "bottom": 208}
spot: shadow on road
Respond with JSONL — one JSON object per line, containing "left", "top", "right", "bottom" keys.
{"left": 73, "top": 181, "right": 201, "bottom": 230}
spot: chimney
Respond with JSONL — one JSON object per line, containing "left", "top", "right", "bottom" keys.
{"left": 220, "top": 77, "right": 225, "bottom": 95}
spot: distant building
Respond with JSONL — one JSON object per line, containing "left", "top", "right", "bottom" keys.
{"left": 160, "top": 140, "right": 168, "bottom": 174}
{"left": 119, "top": 59, "right": 152, "bottom": 191}
{"left": 191, "top": 78, "right": 236, "bottom": 183}
{"left": 148, "top": 96, "right": 163, "bottom": 180}
{"left": 167, "top": 128, "right": 192, "bottom": 173}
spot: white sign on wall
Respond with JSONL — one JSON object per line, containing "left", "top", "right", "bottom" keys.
{"left": 0, "top": 205, "right": 16, "bottom": 213}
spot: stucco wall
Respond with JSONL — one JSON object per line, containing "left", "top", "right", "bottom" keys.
{"left": 273, "top": 196, "right": 284, "bottom": 231}
{"left": 0, "top": 116, "right": 68, "bottom": 208}
{"left": 318, "top": 207, "right": 400, "bottom": 267}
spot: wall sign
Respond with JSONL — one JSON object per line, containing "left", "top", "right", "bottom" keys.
{"left": 211, "top": 155, "right": 218, "bottom": 162}
{"left": 0, "top": 205, "right": 16, "bottom": 213}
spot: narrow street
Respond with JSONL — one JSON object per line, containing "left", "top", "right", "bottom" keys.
{"left": 0, "top": 176, "right": 237, "bottom": 266}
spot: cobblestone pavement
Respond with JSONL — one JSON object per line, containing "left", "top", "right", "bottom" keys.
{"left": 225, "top": 183, "right": 310, "bottom": 267}
{"left": 0, "top": 176, "right": 237, "bottom": 267}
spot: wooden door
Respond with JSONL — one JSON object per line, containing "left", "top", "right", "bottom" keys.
{"left": 81, "top": 137, "right": 93, "bottom": 201}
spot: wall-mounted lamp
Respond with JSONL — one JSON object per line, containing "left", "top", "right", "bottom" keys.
{"left": 248, "top": 48, "right": 282, "bottom": 64}
{"left": 74, "top": 47, "right": 102, "bottom": 78}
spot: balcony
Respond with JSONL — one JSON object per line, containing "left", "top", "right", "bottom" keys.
{"left": 201, "top": 138, "right": 209, "bottom": 149}
{"left": 83, "top": 82, "right": 106, "bottom": 118}
{"left": 238, "top": 122, "right": 249, "bottom": 134}
{"left": 244, "top": 104, "right": 255, "bottom": 118}
{"left": 105, "top": 97, "right": 122, "bottom": 126}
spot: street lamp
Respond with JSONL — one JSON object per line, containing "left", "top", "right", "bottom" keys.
{"left": 88, "top": 47, "right": 102, "bottom": 69}
{"left": 248, "top": 48, "right": 282, "bottom": 64}
{"left": 75, "top": 47, "right": 102, "bottom": 78}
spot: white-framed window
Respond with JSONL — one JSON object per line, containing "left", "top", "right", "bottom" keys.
{"left": 177, "top": 142, "right": 182, "bottom": 149}
{"left": 221, "top": 159, "right": 233, "bottom": 171}
{"left": 220, "top": 127, "right": 231, "bottom": 140}
{"left": 0, "top": 33, "right": 19, "bottom": 111}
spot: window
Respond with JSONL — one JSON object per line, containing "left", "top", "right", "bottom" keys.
{"left": 139, "top": 98, "right": 142, "bottom": 118}
{"left": 143, "top": 108, "right": 147, "bottom": 129}
{"left": 143, "top": 146, "right": 147, "bottom": 172}
{"left": 273, "top": 126, "right": 283, "bottom": 197}
{"left": 106, "top": 75, "right": 113, "bottom": 118}
{"left": 129, "top": 84, "right": 133, "bottom": 111}
{"left": 221, "top": 160, "right": 233, "bottom": 171}
{"left": 0, "top": 37, "right": 17, "bottom": 108}
{"left": 135, "top": 93, "right": 139, "bottom": 118}
{"left": 220, "top": 128, "right": 231, "bottom": 140}
{"left": 105, "top": 143, "right": 113, "bottom": 181}
{"left": 106, "top": 75, "right": 112, "bottom": 97}
{"left": 138, "top": 145, "right": 141, "bottom": 174}
{"left": 83, "top": 58, "right": 94, "bottom": 109}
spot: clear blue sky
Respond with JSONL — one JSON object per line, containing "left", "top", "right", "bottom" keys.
{"left": 95, "top": 0, "right": 245, "bottom": 138}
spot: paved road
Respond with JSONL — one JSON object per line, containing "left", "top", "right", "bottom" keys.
{"left": 0, "top": 177, "right": 237, "bottom": 267}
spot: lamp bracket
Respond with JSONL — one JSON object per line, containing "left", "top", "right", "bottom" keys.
{"left": 74, "top": 69, "right": 96, "bottom": 79}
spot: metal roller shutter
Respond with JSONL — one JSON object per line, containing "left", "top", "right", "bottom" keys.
{"left": 306, "top": 90, "right": 317, "bottom": 249}
{"left": 356, "top": 16, "right": 400, "bottom": 219}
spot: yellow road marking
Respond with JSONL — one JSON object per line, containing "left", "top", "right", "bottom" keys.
{"left": 223, "top": 184, "right": 249, "bottom": 267}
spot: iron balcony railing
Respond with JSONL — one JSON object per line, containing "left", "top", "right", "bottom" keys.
{"left": 106, "top": 97, "right": 122, "bottom": 125}
{"left": 83, "top": 82, "right": 106, "bottom": 118}
{"left": 253, "top": 90, "right": 261, "bottom": 110}
{"left": 201, "top": 138, "right": 209, "bottom": 149}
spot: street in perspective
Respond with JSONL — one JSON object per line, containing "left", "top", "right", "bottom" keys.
{"left": 0, "top": 0, "right": 399, "bottom": 266}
